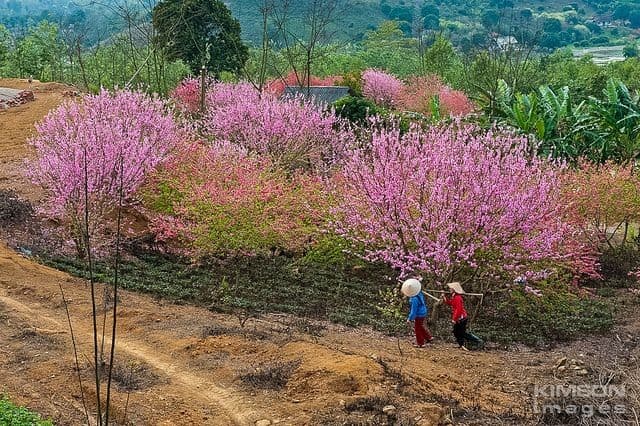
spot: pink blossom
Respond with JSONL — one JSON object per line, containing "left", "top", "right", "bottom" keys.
{"left": 146, "top": 141, "right": 329, "bottom": 256}
{"left": 361, "top": 69, "right": 403, "bottom": 108}
{"left": 170, "top": 78, "right": 201, "bottom": 113}
{"left": 27, "top": 89, "right": 178, "bottom": 253}
{"left": 331, "top": 121, "right": 598, "bottom": 280}
{"left": 197, "top": 81, "right": 352, "bottom": 172}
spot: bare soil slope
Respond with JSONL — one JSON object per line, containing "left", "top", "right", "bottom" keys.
{"left": 0, "top": 78, "right": 70, "bottom": 202}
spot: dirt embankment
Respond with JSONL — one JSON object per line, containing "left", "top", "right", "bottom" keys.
{"left": 0, "top": 78, "right": 74, "bottom": 202}
{"left": 0, "top": 78, "right": 638, "bottom": 425}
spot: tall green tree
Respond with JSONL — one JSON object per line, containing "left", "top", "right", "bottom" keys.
{"left": 360, "top": 21, "right": 420, "bottom": 76}
{"left": 8, "top": 21, "right": 64, "bottom": 80}
{"left": 152, "top": 0, "right": 248, "bottom": 75}
{"left": 0, "top": 24, "right": 11, "bottom": 67}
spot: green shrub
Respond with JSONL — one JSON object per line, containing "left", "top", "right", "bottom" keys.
{"left": 476, "top": 280, "right": 614, "bottom": 345}
{"left": 300, "top": 235, "right": 358, "bottom": 267}
{"left": 0, "top": 396, "right": 52, "bottom": 426}
{"left": 43, "top": 251, "right": 399, "bottom": 331}
{"left": 44, "top": 249, "right": 617, "bottom": 346}
{"left": 598, "top": 245, "right": 640, "bottom": 288}
{"left": 337, "top": 71, "right": 363, "bottom": 96}
{"left": 333, "top": 96, "right": 385, "bottom": 124}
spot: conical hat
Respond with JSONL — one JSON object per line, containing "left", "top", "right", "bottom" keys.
{"left": 401, "top": 278, "right": 421, "bottom": 297}
{"left": 447, "top": 281, "right": 465, "bottom": 294}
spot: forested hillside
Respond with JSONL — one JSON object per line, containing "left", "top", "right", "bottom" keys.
{"left": 2, "top": 0, "right": 640, "bottom": 49}
{"left": 227, "top": 0, "right": 640, "bottom": 49}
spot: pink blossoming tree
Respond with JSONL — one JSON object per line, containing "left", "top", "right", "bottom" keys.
{"left": 28, "top": 89, "right": 178, "bottom": 256}
{"left": 332, "top": 122, "right": 599, "bottom": 286}
{"left": 396, "top": 75, "right": 474, "bottom": 117}
{"left": 170, "top": 78, "right": 201, "bottom": 113}
{"left": 197, "top": 81, "right": 352, "bottom": 173}
{"left": 562, "top": 161, "right": 640, "bottom": 248}
{"left": 361, "top": 69, "right": 403, "bottom": 108}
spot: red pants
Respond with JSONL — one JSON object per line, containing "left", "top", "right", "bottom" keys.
{"left": 414, "top": 317, "right": 432, "bottom": 346}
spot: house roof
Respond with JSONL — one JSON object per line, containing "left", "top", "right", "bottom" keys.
{"left": 281, "top": 86, "right": 350, "bottom": 106}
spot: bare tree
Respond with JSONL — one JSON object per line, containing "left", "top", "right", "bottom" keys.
{"left": 270, "top": 0, "right": 343, "bottom": 94}
{"left": 463, "top": 6, "right": 542, "bottom": 112}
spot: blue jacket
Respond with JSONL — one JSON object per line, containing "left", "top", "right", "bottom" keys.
{"left": 408, "top": 292, "right": 428, "bottom": 321}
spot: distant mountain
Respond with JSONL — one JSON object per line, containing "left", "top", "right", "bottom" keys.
{"left": 223, "top": 0, "right": 387, "bottom": 45}
{"left": 224, "top": 0, "right": 635, "bottom": 50}
{"left": 2, "top": 0, "right": 637, "bottom": 50}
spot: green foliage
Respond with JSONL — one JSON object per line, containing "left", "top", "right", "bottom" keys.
{"left": 43, "top": 250, "right": 400, "bottom": 332}
{"left": 75, "top": 38, "right": 190, "bottom": 95}
{"left": 481, "top": 9, "right": 500, "bottom": 29}
{"left": 598, "top": 245, "right": 640, "bottom": 288}
{"left": 359, "top": 21, "right": 420, "bottom": 77}
{"left": 152, "top": 0, "right": 248, "bottom": 75}
{"left": 539, "top": 50, "right": 607, "bottom": 99}
{"left": 476, "top": 280, "right": 614, "bottom": 345}
{"left": 630, "top": 10, "right": 640, "bottom": 29}
{"left": 300, "top": 235, "right": 355, "bottom": 267}
{"left": 489, "top": 78, "right": 640, "bottom": 163}
{"left": 45, "top": 246, "right": 616, "bottom": 346}
{"left": 422, "top": 36, "right": 463, "bottom": 86}
{"left": 0, "top": 24, "right": 11, "bottom": 65}
{"left": 375, "top": 287, "right": 407, "bottom": 336}
{"left": 4, "top": 21, "right": 64, "bottom": 81}
{"left": 0, "top": 396, "right": 52, "bottom": 426}
{"left": 587, "top": 79, "right": 640, "bottom": 163}
{"left": 0, "top": 19, "right": 189, "bottom": 94}
{"left": 623, "top": 42, "right": 639, "bottom": 58}
{"left": 337, "top": 70, "right": 363, "bottom": 96}
{"left": 333, "top": 96, "right": 385, "bottom": 125}
{"left": 491, "top": 79, "right": 587, "bottom": 159}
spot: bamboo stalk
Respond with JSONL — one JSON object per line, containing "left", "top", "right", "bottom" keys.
{"left": 423, "top": 289, "right": 484, "bottom": 297}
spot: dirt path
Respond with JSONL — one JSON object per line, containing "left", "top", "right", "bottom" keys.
{"left": 0, "top": 291, "right": 262, "bottom": 424}
{"left": 0, "top": 78, "right": 637, "bottom": 425}
{"left": 0, "top": 78, "right": 69, "bottom": 202}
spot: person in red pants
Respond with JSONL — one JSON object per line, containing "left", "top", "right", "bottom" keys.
{"left": 401, "top": 278, "right": 433, "bottom": 348}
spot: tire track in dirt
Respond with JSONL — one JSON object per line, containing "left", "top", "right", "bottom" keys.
{"left": 0, "top": 292, "right": 262, "bottom": 425}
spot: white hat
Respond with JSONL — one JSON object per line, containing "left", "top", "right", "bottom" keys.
{"left": 447, "top": 282, "right": 465, "bottom": 294}
{"left": 401, "top": 278, "right": 421, "bottom": 297}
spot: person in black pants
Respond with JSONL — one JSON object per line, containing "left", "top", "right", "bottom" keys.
{"left": 443, "top": 282, "right": 483, "bottom": 350}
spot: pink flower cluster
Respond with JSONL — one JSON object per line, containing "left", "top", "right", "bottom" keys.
{"left": 361, "top": 69, "right": 403, "bottom": 108}
{"left": 562, "top": 161, "right": 640, "bottom": 247}
{"left": 28, "top": 89, "right": 178, "bottom": 251}
{"left": 198, "top": 81, "right": 351, "bottom": 172}
{"left": 29, "top": 89, "right": 178, "bottom": 216}
{"left": 361, "top": 71, "right": 474, "bottom": 117}
{"left": 332, "top": 122, "right": 597, "bottom": 279}
{"left": 395, "top": 76, "right": 474, "bottom": 117}
{"left": 170, "top": 78, "right": 201, "bottom": 113}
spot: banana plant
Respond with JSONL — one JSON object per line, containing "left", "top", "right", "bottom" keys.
{"left": 491, "top": 79, "right": 588, "bottom": 159}
{"left": 587, "top": 79, "right": 640, "bottom": 164}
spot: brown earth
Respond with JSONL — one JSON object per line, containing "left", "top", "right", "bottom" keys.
{"left": 0, "top": 78, "right": 71, "bottom": 202}
{"left": 0, "top": 78, "right": 638, "bottom": 425}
